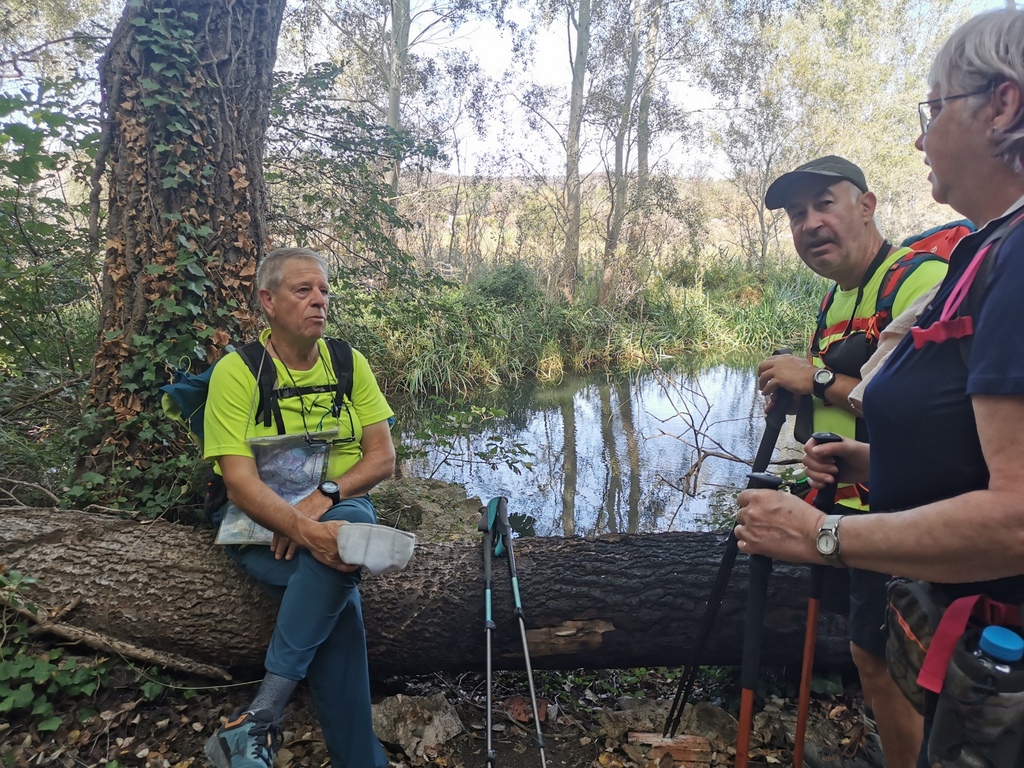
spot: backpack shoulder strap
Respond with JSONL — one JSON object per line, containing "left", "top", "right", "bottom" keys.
{"left": 811, "top": 285, "right": 838, "bottom": 358}
{"left": 236, "top": 340, "right": 285, "bottom": 434}
{"left": 874, "top": 248, "right": 947, "bottom": 324}
{"left": 955, "top": 210, "right": 1024, "bottom": 363}
{"left": 324, "top": 337, "right": 354, "bottom": 412}
{"left": 235, "top": 337, "right": 354, "bottom": 434}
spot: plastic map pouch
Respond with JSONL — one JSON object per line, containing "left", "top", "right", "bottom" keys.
{"left": 214, "top": 429, "right": 338, "bottom": 545}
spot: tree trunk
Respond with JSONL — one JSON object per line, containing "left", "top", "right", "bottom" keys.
{"left": 385, "top": 0, "right": 410, "bottom": 195}
{"left": 599, "top": 0, "right": 640, "bottom": 308}
{"left": 81, "top": 0, "right": 284, "bottom": 486}
{"left": 1, "top": 507, "right": 854, "bottom": 678}
{"left": 560, "top": 0, "right": 592, "bottom": 303}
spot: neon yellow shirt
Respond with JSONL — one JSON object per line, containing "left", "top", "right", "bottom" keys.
{"left": 204, "top": 329, "right": 394, "bottom": 480}
{"left": 813, "top": 247, "right": 947, "bottom": 510}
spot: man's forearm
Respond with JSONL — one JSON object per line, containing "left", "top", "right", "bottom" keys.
{"left": 332, "top": 453, "right": 395, "bottom": 498}
{"left": 822, "top": 372, "right": 862, "bottom": 416}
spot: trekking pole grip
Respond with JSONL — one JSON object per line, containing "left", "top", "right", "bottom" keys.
{"left": 809, "top": 431, "right": 843, "bottom": 511}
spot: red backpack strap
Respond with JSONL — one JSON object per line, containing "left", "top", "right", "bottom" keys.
{"left": 917, "top": 594, "right": 1024, "bottom": 693}
{"left": 874, "top": 249, "right": 948, "bottom": 333}
{"left": 917, "top": 594, "right": 983, "bottom": 694}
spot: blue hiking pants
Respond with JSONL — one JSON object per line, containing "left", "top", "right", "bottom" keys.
{"left": 224, "top": 496, "right": 388, "bottom": 768}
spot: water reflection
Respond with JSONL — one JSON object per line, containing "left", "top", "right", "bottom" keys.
{"left": 397, "top": 360, "right": 802, "bottom": 536}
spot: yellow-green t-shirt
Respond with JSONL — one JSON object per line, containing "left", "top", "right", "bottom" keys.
{"left": 204, "top": 330, "right": 394, "bottom": 481}
{"left": 813, "top": 247, "right": 947, "bottom": 510}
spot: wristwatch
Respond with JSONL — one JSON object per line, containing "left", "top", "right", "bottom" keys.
{"left": 812, "top": 367, "right": 837, "bottom": 400}
{"left": 815, "top": 514, "right": 844, "bottom": 566}
{"left": 318, "top": 480, "right": 341, "bottom": 505}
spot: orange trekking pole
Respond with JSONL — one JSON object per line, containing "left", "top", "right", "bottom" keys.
{"left": 793, "top": 431, "right": 842, "bottom": 768}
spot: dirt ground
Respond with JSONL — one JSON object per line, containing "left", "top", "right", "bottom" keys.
{"left": 0, "top": 662, "right": 873, "bottom": 767}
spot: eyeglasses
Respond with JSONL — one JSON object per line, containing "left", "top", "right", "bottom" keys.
{"left": 918, "top": 81, "right": 995, "bottom": 135}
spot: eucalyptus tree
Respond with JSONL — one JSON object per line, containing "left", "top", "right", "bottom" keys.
{"left": 560, "top": 0, "right": 591, "bottom": 301}
{"left": 586, "top": 0, "right": 699, "bottom": 306}
{"left": 701, "top": 0, "right": 969, "bottom": 268}
{"left": 288, "top": 0, "right": 513, "bottom": 196}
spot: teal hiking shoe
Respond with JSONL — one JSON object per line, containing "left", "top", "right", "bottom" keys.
{"left": 204, "top": 709, "right": 281, "bottom": 768}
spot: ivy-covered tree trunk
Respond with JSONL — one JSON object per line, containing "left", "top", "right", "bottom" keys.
{"left": 79, "top": 0, "right": 286, "bottom": 509}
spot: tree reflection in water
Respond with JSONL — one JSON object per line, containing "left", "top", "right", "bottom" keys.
{"left": 397, "top": 360, "right": 803, "bottom": 537}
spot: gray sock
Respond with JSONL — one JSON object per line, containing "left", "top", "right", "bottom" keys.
{"left": 248, "top": 672, "right": 298, "bottom": 719}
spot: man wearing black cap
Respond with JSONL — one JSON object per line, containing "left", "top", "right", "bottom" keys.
{"left": 757, "top": 156, "right": 946, "bottom": 768}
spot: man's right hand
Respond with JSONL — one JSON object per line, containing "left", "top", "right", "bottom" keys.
{"left": 272, "top": 520, "right": 360, "bottom": 573}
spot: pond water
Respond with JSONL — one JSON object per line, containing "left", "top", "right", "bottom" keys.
{"left": 397, "top": 358, "right": 804, "bottom": 536}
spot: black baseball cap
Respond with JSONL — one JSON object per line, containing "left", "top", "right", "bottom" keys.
{"left": 764, "top": 155, "right": 869, "bottom": 210}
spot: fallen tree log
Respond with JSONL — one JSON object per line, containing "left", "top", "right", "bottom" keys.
{"left": 0, "top": 506, "right": 854, "bottom": 678}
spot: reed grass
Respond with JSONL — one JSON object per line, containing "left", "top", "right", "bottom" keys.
{"left": 326, "top": 260, "right": 825, "bottom": 396}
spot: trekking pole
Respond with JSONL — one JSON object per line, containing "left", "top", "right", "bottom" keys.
{"left": 480, "top": 497, "right": 548, "bottom": 768}
{"left": 735, "top": 471, "right": 785, "bottom": 768}
{"left": 663, "top": 359, "right": 794, "bottom": 738}
{"left": 478, "top": 504, "right": 499, "bottom": 768}
{"left": 793, "top": 431, "right": 842, "bottom": 768}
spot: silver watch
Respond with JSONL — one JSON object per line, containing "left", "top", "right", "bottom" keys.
{"left": 815, "top": 514, "right": 844, "bottom": 566}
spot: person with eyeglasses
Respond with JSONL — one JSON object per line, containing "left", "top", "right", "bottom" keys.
{"left": 737, "top": 8, "right": 1024, "bottom": 768}
{"left": 756, "top": 156, "right": 945, "bottom": 768}
{"left": 202, "top": 247, "right": 395, "bottom": 768}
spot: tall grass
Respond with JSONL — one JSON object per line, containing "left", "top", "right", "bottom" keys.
{"left": 329, "top": 260, "right": 825, "bottom": 395}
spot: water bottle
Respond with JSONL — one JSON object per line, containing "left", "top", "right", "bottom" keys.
{"left": 929, "top": 625, "right": 1024, "bottom": 767}
{"left": 974, "top": 626, "right": 1024, "bottom": 674}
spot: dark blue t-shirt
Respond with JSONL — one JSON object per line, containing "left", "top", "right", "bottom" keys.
{"left": 863, "top": 207, "right": 1024, "bottom": 600}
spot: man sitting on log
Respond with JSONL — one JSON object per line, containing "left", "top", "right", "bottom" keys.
{"left": 202, "top": 247, "right": 396, "bottom": 768}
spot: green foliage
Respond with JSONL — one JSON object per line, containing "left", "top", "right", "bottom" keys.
{"left": 468, "top": 262, "right": 544, "bottom": 308}
{"left": 64, "top": 405, "right": 206, "bottom": 522}
{"left": 0, "top": 75, "right": 102, "bottom": 373}
{"left": 0, "top": 571, "right": 114, "bottom": 723}
{"left": 0, "top": 369, "right": 86, "bottom": 506}
{"left": 812, "top": 670, "right": 845, "bottom": 695}
{"left": 266, "top": 62, "right": 439, "bottom": 264}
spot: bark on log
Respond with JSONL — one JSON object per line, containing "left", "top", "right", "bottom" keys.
{"left": 0, "top": 507, "right": 853, "bottom": 678}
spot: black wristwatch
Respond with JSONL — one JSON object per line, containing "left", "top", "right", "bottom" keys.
{"left": 318, "top": 480, "right": 341, "bottom": 505}
{"left": 812, "top": 367, "right": 837, "bottom": 400}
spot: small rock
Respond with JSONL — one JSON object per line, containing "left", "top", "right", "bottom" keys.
{"left": 372, "top": 693, "right": 464, "bottom": 758}
{"left": 597, "top": 697, "right": 672, "bottom": 740}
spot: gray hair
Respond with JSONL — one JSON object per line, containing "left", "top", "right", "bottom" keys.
{"left": 929, "top": 8, "right": 1024, "bottom": 173}
{"left": 256, "top": 248, "right": 329, "bottom": 292}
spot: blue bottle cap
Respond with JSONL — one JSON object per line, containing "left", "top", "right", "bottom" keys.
{"left": 979, "top": 626, "right": 1024, "bottom": 662}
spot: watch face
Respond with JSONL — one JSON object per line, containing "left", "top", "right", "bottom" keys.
{"left": 816, "top": 530, "right": 838, "bottom": 556}
{"left": 321, "top": 481, "right": 340, "bottom": 494}
{"left": 814, "top": 368, "right": 833, "bottom": 385}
